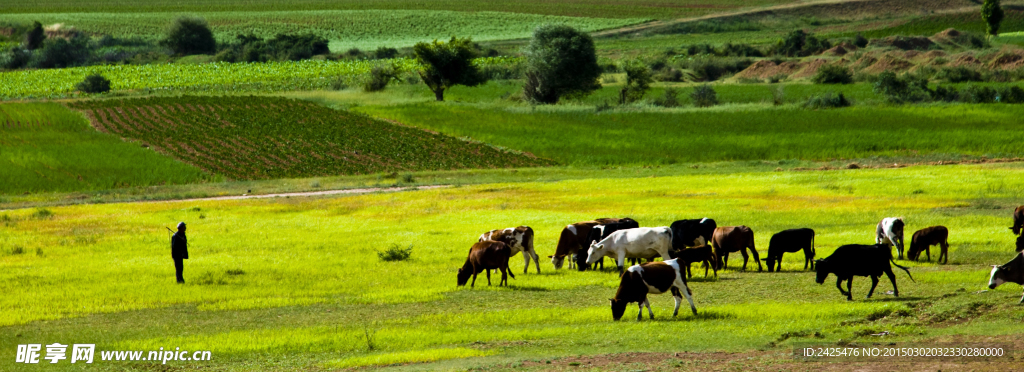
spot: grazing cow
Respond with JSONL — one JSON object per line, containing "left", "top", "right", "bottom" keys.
{"left": 988, "top": 252, "right": 1024, "bottom": 303}
{"left": 876, "top": 217, "right": 906, "bottom": 259}
{"left": 668, "top": 245, "right": 717, "bottom": 278}
{"left": 908, "top": 226, "right": 950, "bottom": 264}
{"left": 1011, "top": 206, "right": 1024, "bottom": 236}
{"left": 609, "top": 259, "right": 697, "bottom": 321}
{"left": 1017, "top": 235, "right": 1024, "bottom": 253}
{"left": 549, "top": 218, "right": 625, "bottom": 270}
{"left": 670, "top": 218, "right": 718, "bottom": 251}
{"left": 577, "top": 219, "right": 640, "bottom": 271}
{"left": 814, "top": 244, "right": 914, "bottom": 301}
{"left": 457, "top": 240, "right": 515, "bottom": 287}
{"left": 763, "top": 228, "right": 815, "bottom": 272}
{"left": 712, "top": 226, "right": 762, "bottom": 271}
{"left": 480, "top": 226, "right": 539, "bottom": 274}
{"left": 587, "top": 227, "right": 674, "bottom": 273}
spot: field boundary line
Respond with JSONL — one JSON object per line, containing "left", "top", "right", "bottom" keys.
{"left": 149, "top": 185, "right": 451, "bottom": 204}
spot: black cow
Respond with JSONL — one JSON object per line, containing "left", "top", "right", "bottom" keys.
{"left": 989, "top": 252, "right": 1024, "bottom": 303}
{"left": 763, "top": 228, "right": 815, "bottom": 272}
{"left": 670, "top": 218, "right": 717, "bottom": 251}
{"left": 576, "top": 218, "right": 639, "bottom": 271}
{"left": 1012, "top": 206, "right": 1024, "bottom": 236}
{"left": 815, "top": 244, "right": 914, "bottom": 301}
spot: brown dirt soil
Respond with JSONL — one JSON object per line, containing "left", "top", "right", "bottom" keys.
{"left": 734, "top": 60, "right": 802, "bottom": 80}
{"left": 863, "top": 54, "right": 913, "bottom": 74}
{"left": 988, "top": 50, "right": 1024, "bottom": 70}
{"left": 922, "top": 50, "right": 949, "bottom": 59}
{"left": 949, "top": 53, "right": 981, "bottom": 67}
{"left": 823, "top": 45, "right": 849, "bottom": 56}
{"left": 791, "top": 58, "right": 829, "bottom": 79}
{"left": 868, "top": 35, "right": 935, "bottom": 50}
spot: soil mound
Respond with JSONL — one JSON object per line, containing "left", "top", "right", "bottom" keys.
{"left": 868, "top": 35, "right": 934, "bottom": 50}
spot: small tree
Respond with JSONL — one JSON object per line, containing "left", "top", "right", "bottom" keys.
{"left": 981, "top": 0, "right": 1004, "bottom": 37}
{"left": 363, "top": 64, "right": 401, "bottom": 92}
{"left": 619, "top": 60, "right": 653, "bottom": 104}
{"left": 522, "top": 24, "right": 602, "bottom": 104}
{"left": 853, "top": 33, "right": 868, "bottom": 48}
{"left": 76, "top": 74, "right": 112, "bottom": 94}
{"left": 25, "top": 21, "right": 45, "bottom": 50}
{"left": 413, "top": 37, "right": 484, "bottom": 101}
{"left": 161, "top": 16, "right": 216, "bottom": 55}
{"left": 691, "top": 84, "right": 718, "bottom": 107}
{"left": 811, "top": 64, "right": 853, "bottom": 84}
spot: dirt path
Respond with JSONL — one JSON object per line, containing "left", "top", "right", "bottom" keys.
{"left": 149, "top": 185, "right": 450, "bottom": 204}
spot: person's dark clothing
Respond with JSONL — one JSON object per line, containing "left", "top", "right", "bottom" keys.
{"left": 174, "top": 257, "right": 184, "bottom": 283}
{"left": 171, "top": 231, "right": 188, "bottom": 283}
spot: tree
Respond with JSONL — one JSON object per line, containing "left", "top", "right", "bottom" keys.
{"left": 25, "top": 21, "right": 45, "bottom": 50}
{"left": 981, "top": 0, "right": 1005, "bottom": 37}
{"left": 161, "top": 16, "right": 216, "bottom": 55}
{"left": 76, "top": 74, "right": 112, "bottom": 94}
{"left": 522, "top": 24, "right": 602, "bottom": 104}
{"left": 619, "top": 59, "right": 653, "bottom": 104}
{"left": 412, "top": 37, "right": 484, "bottom": 101}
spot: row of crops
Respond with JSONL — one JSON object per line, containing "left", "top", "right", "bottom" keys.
{"left": 68, "top": 96, "right": 551, "bottom": 180}
{"left": 0, "top": 57, "right": 519, "bottom": 99}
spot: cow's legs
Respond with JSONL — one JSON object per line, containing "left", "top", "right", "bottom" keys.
{"left": 885, "top": 269, "right": 899, "bottom": 297}
{"left": 939, "top": 241, "right": 948, "bottom": 264}
{"left": 486, "top": 269, "right": 492, "bottom": 286}
{"left": 671, "top": 287, "right": 682, "bottom": 316}
{"left": 846, "top": 277, "right": 854, "bottom": 301}
{"left": 644, "top": 298, "right": 654, "bottom": 319}
{"left": 836, "top": 277, "right": 850, "bottom": 299}
{"left": 471, "top": 273, "right": 477, "bottom": 288}
{"left": 500, "top": 266, "right": 508, "bottom": 286}
{"left": 636, "top": 301, "right": 644, "bottom": 321}
{"left": 720, "top": 253, "right": 729, "bottom": 271}
{"left": 867, "top": 275, "right": 880, "bottom": 298}
{"left": 924, "top": 245, "right": 931, "bottom": 262}
{"left": 522, "top": 254, "right": 531, "bottom": 275}
{"left": 617, "top": 252, "right": 627, "bottom": 273}
{"left": 1019, "top": 288, "right": 1024, "bottom": 304}
{"left": 740, "top": 249, "right": 749, "bottom": 271}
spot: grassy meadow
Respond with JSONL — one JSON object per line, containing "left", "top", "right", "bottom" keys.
{"left": 0, "top": 102, "right": 210, "bottom": 194}
{"left": 2, "top": 163, "right": 1024, "bottom": 370}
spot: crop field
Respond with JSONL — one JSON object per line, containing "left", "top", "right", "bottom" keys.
{"left": 356, "top": 101, "right": 1024, "bottom": 166}
{"left": 0, "top": 11, "right": 645, "bottom": 51}
{"left": 0, "top": 102, "right": 208, "bottom": 195}
{"left": 1, "top": 164, "right": 1023, "bottom": 371}
{"left": 0, "top": 0, "right": 800, "bottom": 20}
{"left": 67, "top": 96, "right": 550, "bottom": 180}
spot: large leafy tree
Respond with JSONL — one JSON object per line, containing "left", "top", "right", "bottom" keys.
{"left": 25, "top": 21, "right": 45, "bottom": 50}
{"left": 161, "top": 16, "right": 216, "bottom": 55}
{"left": 982, "top": 0, "right": 1005, "bottom": 37}
{"left": 522, "top": 24, "right": 601, "bottom": 104}
{"left": 413, "top": 37, "right": 484, "bottom": 101}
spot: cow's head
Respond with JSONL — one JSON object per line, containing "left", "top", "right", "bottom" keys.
{"left": 610, "top": 298, "right": 628, "bottom": 321}
{"left": 575, "top": 249, "right": 590, "bottom": 271}
{"left": 989, "top": 265, "right": 1009, "bottom": 289}
{"left": 549, "top": 255, "right": 566, "bottom": 269}
{"left": 814, "top": 259, "right": 829, "bottom": 284}
{"left": 456, "top": 267, "right": 472, "bottom": 286}
{"left": 763, "top": 257, "right": 776, "bottom": 272}
{"left": 586, "top": 243, "right": 605, "bottom": 265}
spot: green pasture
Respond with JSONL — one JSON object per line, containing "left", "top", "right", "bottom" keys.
{"left": 0, "top": 102, "right": 209, "bottom": 194}
{"left": 0, "top": 11, "right": 644, "bottom": 51}
{"left": 1, "top": 163, "right": 1023, "bottom": 370}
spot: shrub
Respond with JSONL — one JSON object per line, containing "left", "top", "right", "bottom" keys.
{"left": 853, "top": 33, "right": 868, "bottom": 48}
{"left": 30, "top": 36, "right": 90, "bottom": 68}
{"left": 25, "top": 21, "right": 44, "bottom": 50}
{"left": 0, "top": 47, "right": 31, "bottom": 69}
{"left": 161, "top": 16, "right": 216, "bottom": 55}
{"left": 771, "top": 85, "right": 785, "bottom": 105}
{"left": 998, "top": 86, "right": 1024, "bottom": 103}
{"left": 619, "top": 59, "right": 653, "bottom": 104}
{"left": 654, "top": 87, "right": 680, "bottom": 108}
{"left": 378, "top": 244, "right": 413, "bottom": 261}
{"left": 960, "top": 85, "right": 998, "bottom": 103}
{"left": 691, "top": 84, "right": 718, "bottom": 107}
{"left": 219, "top": 33, "right": 329, "bottom": 62}
{"left": 522, "top": 24, "right": 602, "bottom": 104}
{"left": 479, "top": 62, "right": 524, "bottom": 80}
{"left": 363, "top": 64, "right": 400, "bottom": 92}
{"left": 804, "top": 92, "right": 851, "bottom": 109}
{"left": 771, "top": 30, "right": 830, "bottom": 57}
{"left": 76, "top": 74, "right": 111, "bottom": 93}
{"left": 811, "top": 64, "right": 853, "bottom": 84}
{"left": 413, "top": 37, "right": 484, "bottom": 101}
{"left": 372, "top": 47, "right": 399, "bottom": 59}
{"left": 873, "top": 71, "right": 929, "bottom": 103}
{"left": 654, "top": 67, "right": 684, "bottom": 82}
{"left": 935, "top": 66, "right": 983, "bottom": 83}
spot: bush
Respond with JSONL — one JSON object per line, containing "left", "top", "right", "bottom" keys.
{"left": 804, "top": 92, "right": 851, "bottom": 109}
{"left": 691, "top": 84, "right": 718, "bottom": 107}
{"left": 960, "top": 85, "right": 998, "bottom": 103}
{"left": 770, "top": 30, "right": 830, "bottom": 57}
{"left": 999, "top": 86, "right": 1024, "bottom": 103}
{"left": 25, "top": 21, "right": 44, "bottom": 50}
{"left": 378, "top": 244, "right": 413, "bottom": 261}
{"left": 76, "top": 74, "right": 111, "bottom": 93}
{"left": 678, "top": 56, "right": 753, "bottom": 82}
{"left": 619, "top": 59, "right": 653, "bottom": 104}
{"left": 372, "top": 47, "right": 399, "bottom": 59}
{"left": 935, "top": 66, "right": 983, "bottom": 83}
{"left": 219, "top": 33, "right": 329, "bottom": 62}
{"left": 853, "top": 33, "right": 868, "bottom": 48}
{"left": 0, "top": 47, "right": 31, "bottom": 69}
{"left": 654, "top": 87, "right": 681, "bottom": 107}
{"left": 523, "top": 24, "right": 602, "bottom": 104}
{"left": 414, "top": 37, "right": 484, "bottom": 101}
{"left": 161, "top": 16, "right": 216, "bottom": 55}
{"left": 873, "top": 71, "right": 930, "bottom": 103}
{"left": 30, "top": 36, "right": 90, "bottom": 68}
{"left": 479, "top": 62, "right": 524, "bottom": 80}
{"left": 771, "top": 85, "right": 785, "bottom": 105}
{"left": 811, "top": 64, "right": 853, "bottom": 84}
{"left": 362, "top": 64, "right": 400, "bottom": 92}
{"left": 654, "top": 67, "right": 684, "bottom": 82}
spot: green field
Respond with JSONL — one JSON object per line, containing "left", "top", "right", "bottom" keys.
{"left": 2, "top": 163, "right": 1023, "bottom": 370}
{"left": 0, "top": 11, "right": 645, "bottom": 51}
{"left": 0, "top": 102, "right": 210, "bottom": 194}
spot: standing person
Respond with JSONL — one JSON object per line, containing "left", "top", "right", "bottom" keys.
{"left": 171, "top": 222, "right": 189, "bottom": 283}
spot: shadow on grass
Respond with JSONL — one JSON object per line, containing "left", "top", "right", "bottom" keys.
{"left": 507, "top": 285, "right": 550, "bottom": 292}
{"left": 646, "top": 310, "right": 733, "bottom": 322}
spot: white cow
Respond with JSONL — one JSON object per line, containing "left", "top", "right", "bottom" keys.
{"left": 587, "top": 227, "right": 674, "bottom": 272}
{"left": 876, "top": 217, "right": 906, "bottom": 259}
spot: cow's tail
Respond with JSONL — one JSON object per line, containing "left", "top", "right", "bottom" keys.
{"left": 891, "top": 259, "right": 915, "bottom": 282}
{"left": 523, "top": 226, "right": 535, "bottom": 252}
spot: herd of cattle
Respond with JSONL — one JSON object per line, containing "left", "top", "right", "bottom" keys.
{"left": 456, "top": 206, "right": 1024, "bottom": 321}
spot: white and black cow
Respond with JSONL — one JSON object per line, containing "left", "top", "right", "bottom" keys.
{"left": 763, "top": 228, "right": 815, "bottom": 272}
{"left": 550, "top": 218, "right": 624, "bottom": 269}
{"left": 988, "top": 252, "right": 1024, "bottom": 303}
{"left": 670, "top": 218, "right": 717, "bottom": 251}
{"left": 815, "top": 244, "right": 914, "bottom": 301}
{"left": 577, "top": 218, "right": 640, "bottom": 271}
{"left": 876, "top": 217, "right": 906, "bottom": 259}
{"left": 587, "top": 227, "right": 674, "bottom": 273}
{"left": 479, "top": 226, "right": 539, "bottom": 274}
{"left": 609, "top": 258, "right": 697, "bottom": 321}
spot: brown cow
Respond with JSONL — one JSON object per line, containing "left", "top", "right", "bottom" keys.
{"left": 712, "top": 226, "right": 762, "bottom": 271}
{"left": 669, "top": 245, "right": 717, "bottom": 278}
{"left": 1012, "top": 206, "right": 1024, "bottom": 236}
{"left": 479, "top": 226, "right": 538, "bottom": 274}
{"left": 549, "top": 218, "right": 624, "bottom": 269}
{"left": 908, "top": 226, "right": 950, "bottom": 264}
{"left": 457, "top": 240, "right": 515, "bottom": 287}
{"left": 1017, "top": 235, "right": 1024, "bottom": 253}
